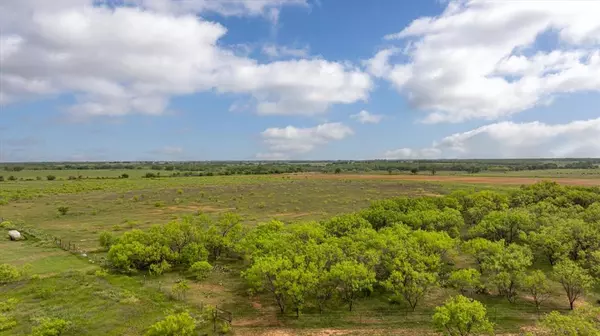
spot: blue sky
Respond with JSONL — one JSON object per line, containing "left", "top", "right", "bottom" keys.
{"left": 1, "top": 0, "right": 599, "bottom": 161}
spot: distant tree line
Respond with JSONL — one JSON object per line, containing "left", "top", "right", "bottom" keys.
{"left": 1, "top": 159, "right": 599, "bottom": 178}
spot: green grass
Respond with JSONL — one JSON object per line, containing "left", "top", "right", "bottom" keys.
{"left": 0, "top": 272, "right": 206, "bottom": 336}
{"left": 1, "top": 178, "right": 452, "bottom": 250}
{"left": 0, "top": 240, "right": 95, "bottom": 276}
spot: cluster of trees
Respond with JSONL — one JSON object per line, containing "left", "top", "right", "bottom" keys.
{"left": 105, "top": 213, "right": 243, "bottom": 275}
{"left": 99, "top": 181, "right": 600, "bottom": 334}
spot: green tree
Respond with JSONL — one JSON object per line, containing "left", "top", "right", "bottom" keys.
{"left": 277, "top": 265, "right": 317, "bottom": 317}
{"left": 189, "top": 261, "right": 212, "bottom": 280}
{"left": 243, "top": 256, "right": 292, "bottom": 313}
{"left": 482, "top": 243, "right": 533, "bottom": 303}
{"left": 521, "top": 270, "right": 551, "bottom": 312}
{"left": 527, "top": 223, "right": 569, "bottom": 266}
{"left": 432, "top": 295, "right": 493, "bottom": 336}
{"left": 462, "top": 238, "right": 503, "bottom": 274}
{"left": 204, "top": 212, "right": 243, "bottom": 260}
{"left": 384, "top": 268, "right": 438, "bottom": 311}
{"left": 552, "top": 259, "right": 594, "bottom": 310}
{"left": 448, "top": 269, "right": 482, "bottom": 296}
{"left": 410, "top": 168, "right": 419, "bottom": 175}
{"left": 146, "top": 312, "right": 196, "bottom": 336}
{"left": 469, "top": 209, "right": 533, "bottom": 244}
{"left": 30, "top": 318, "right": 70, "bottom": 336}
{"left": 46, "top": 175, "right": 56, "bottom": 181}
{"left": 321, "top": 213, "right": 372, "bottom": 237}
{"left": 330, "top": 260, "right": 376, "bottom": 311}
{"left": 539, "top": 304, "right": 600, "bottom": 335}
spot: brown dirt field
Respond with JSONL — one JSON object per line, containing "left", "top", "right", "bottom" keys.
{"left": 286, "top": 173, "right": 600, "bottom": 186}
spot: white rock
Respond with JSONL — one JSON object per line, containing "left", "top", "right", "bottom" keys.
{"left": 8, "top": 230, "right": 22, "bottom": 241}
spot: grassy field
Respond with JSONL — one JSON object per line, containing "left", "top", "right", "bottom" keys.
{"left": 1, "top": 176, "right": 465, "bottom": 250}
{"left": 1, "top": 170, "right": 598, "bottom": 335}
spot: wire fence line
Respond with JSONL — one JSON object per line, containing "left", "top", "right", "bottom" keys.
{"left": 4, "top": 220, "right": 105, "bottom": 265}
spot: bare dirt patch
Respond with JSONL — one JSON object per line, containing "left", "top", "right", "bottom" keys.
{"left": 287, "top": 173, "right": 600, "bottom": 186}
{"left": 271, "top": 212, "right": 317, "bottom": 219}
{"left": 233, "top": 328, "right": 438, "bottom": 336}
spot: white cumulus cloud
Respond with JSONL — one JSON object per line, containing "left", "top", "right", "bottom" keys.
{"left": 384, "top": 118, "right": 600, "bottom": 159}
{"left": 0, "top": 0, "right": 371, "bottom": 117}
{"left": 259, "top": 122, "right": 354, "bottom": 159}
{"left": 371, "top": 0, "right": 600, "bottom": 123}
{"left": 351, "top": 110, "right": 383, "bottom": 124}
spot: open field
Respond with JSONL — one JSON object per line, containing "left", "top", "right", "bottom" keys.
{"left": 1, "top": 170, "right": 600, "bottom": 335}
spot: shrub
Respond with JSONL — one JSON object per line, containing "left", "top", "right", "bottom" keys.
{"left": 145, "top": 312, "right": 196, "bottom": 336}
{"left": 189, "top": 261, "right": 212, "bottom": 280}
{"left": 121, "top": 173, "right": 129, "bottom": 179}
{"left": 0, "top": 298, "right": 19, "bottom": 313}
{"left": 57, "top": 206, "right": 69, "bottom": 216}
{"left": 7, "top": 176, "right": 16, "bottom": 181}
{"left": 99, "top": 231, "right": 115, "bottom": 249}
{"left": 149, "top": 260, "right": 171, "bottom": 276}
{"left": 0, "top": 176, "right": 4, "bottom": 182}
{"left": 46, "top": 175, "right": 56, "bottom": 181}
{"left": 172, "top": 280, "right": 190, "bottom": 300}
{"left": 30, "top": 318, "right": 70, "bottom": 336}
{"left": 0, "top": 314, "right": 17, "bottom": 332}
{"left": 0, "top": 264, "right": 20, "bottom": 284}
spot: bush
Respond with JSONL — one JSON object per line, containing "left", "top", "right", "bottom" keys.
{"left": 7, "top": 176, "right": 16, "bottom": 181}
{"left": 57, "top": 206, "right": 69, "bottom": 216}
{"left": 121, "top": 173, "right": 129, "bottom": 179}
{"left": 99, "top": 231, "right": 115, "bottom": 249}
{"left": 0, "top": 314, "right": 17, "bottom": 332}
{"left": 189, "top": 261, "right": 212, "bottom": 280}
{"left": 0, "top": 264, "right": 20, "bottom": 284}
{"left": 146, "top": 312, "right": 196, "bottom": 336}
{"left": 0, "top": 176, "right": 4, "bottom": 182}
{"left": 30, "top": 318, "right": 70, "bottom": 336}
{"left": 0, "top": 298, "right": 19, "bottom": 313}
{"left": 46, "top": 175, "right": 56, "bottom": 181}
{"left": 149, "top": 260, "right": 171, "bottom": 276}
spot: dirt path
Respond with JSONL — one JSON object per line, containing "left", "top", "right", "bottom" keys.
{"left": 286, "top": 173, "right": 600, "bottom": 186}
